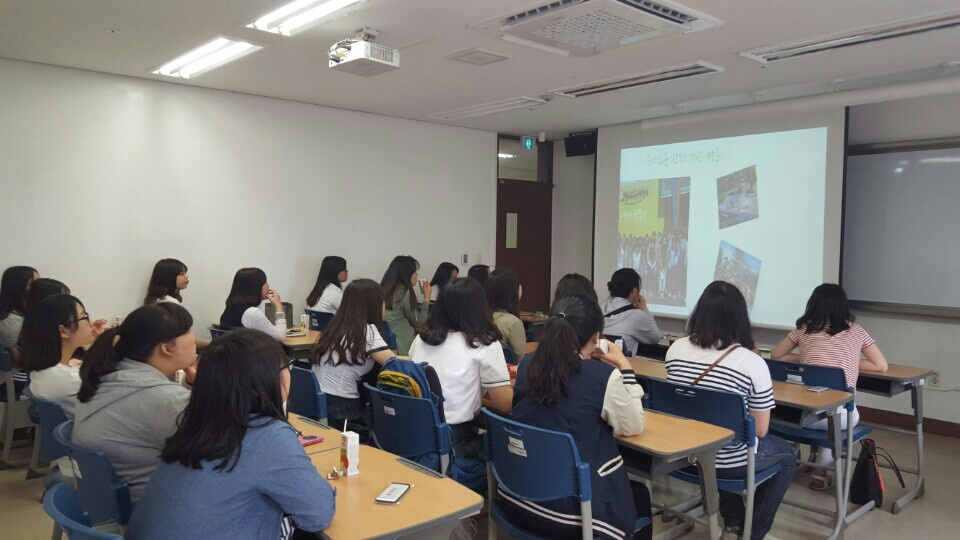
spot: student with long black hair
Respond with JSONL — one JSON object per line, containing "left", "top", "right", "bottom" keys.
{"left": 504, "top": 294, "right": 650, "bottom": 540}
{"left": 311, "top": 279, "right": 395, "bottom": 432}
{"left": 665, "top": 281, "right": 794, "bottom": 540}
{"left": 127, "top": 330, "right": 336, "bottom": 539}
{"left": 484, "top": 267, "right": 525, "bottom": 359}
{"left": 601, "top": 268, "right": 662, "bottom": 356}
{"left": 143, "top": 259, "right": 189, "bottom": 305}
{"left": 428, "top": 262, "right": 459, "bottom": 301}
{"left": 23, "top": 279, "right": 110, "bottom": 340}
{"left": 381, "top": 255, "right": 430, "bottom": 355}
{"left": 220, "top": 268, "right": 287, "bottom": 341}
{"left": 409, "top": 277, "right": 511, "bottom": 458}
{"left": 552, "top": 273, "right": 598, "bottom": 306}
{"left": 306, "top": 256, "right": 348, "bottom": 313}
{"left": 20, "top": 295, "right": 97, "bottom": 418}
{"left": 72, "top": 303, "right": 196, "bottom": 502}
{"left": 771, "top": 283, "right": 887, "bottom": 488}
{"left": 0, "top": 265, "right": 39, "bottom": 347}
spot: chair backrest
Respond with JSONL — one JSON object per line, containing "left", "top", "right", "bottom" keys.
{"left": 365, "top": 383, "right": 451, "bottom": 469}
{"left": 305, "top": 309, "right": 334, "bottom": 331}
{"left": 765, "top": 359, "right": 852, "bottom": 409}
{"left": 0, "top": 347, "right": 17, "bottom": 403}
{"left": 0, "top": 347, "right": 14, "bottom": 372}
{"left": 602, "top": 334, "right": 633, "bottom": 358}
{"left": 265, "top": 302, "right": 294, "bottom": 325}
{"left": 288, "top": 367, "right": 328, "bottom": 423}
{"left": 43, "top": 483, "right": 123, "bottom": 540}
{"left": 501, "top": 347, "right": 517, "bottom": 366}
{"left": 52, "top": 421, "right": 131, "bottom": 526}
{"left": 482, "top": 408, "right": 591, "bottom": 503}
{"left": 208, "top": 326, "right": 230, "bottom": 340}
{"left": 23, "top": 387, "right": 69, "bottom": 463}
{"left": 381, "top": 322, "right": 398, "bottom": 351}
{"left": 644, "top": 378, "right": 755, "bottom": 446}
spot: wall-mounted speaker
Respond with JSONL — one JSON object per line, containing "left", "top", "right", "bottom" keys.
{"left": 564, "top": 131, "right": 597, "bottom": 157}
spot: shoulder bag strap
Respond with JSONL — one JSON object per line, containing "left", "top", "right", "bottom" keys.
{"left": 692, "top": 345, "right": 741, "bottom": 386}
{"left": 604, "top": 304, "right": 637, "bottom": 318}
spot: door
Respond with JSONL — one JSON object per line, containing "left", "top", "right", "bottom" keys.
{"left": 496, "top": 179, "right": 552, "bottom": 312}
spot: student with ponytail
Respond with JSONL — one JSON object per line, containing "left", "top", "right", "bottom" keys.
{"left": 505, "top": 294, "right": 650, "bottom": 540}
{"left": 72, "top": 303, "right": 196, "bottom": 502}
{"left": 601, "top": 268, "right": 662, "bottom": 356}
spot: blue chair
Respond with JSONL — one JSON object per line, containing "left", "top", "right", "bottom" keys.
{"left": 364, "top": 383, "right": 452, "bottom": 474}
{"left": 24, "top": 387, "right": 69, "bottom": 480}
{"left": 644, "top": 379, "right": 782, "bottom": 540}
{"left": 43, "top": 483, "right": 123, "bottom": 540}
{"left": 208, "top": 326, "right": 230, "bottom": 340}
{"left": 602, "top": 334, "right": 633, "bottom": 358}
{"left": 288, "top": 367, "right": 328, "bottom": 425}
{"left": 1, "top": 347, "right": 32, "bottom": 468}
{"left": 381, "top": 322, "right": 398, "bottom": 351}
{"left": 483, "top": 408, "right": 651, "bottom": 540}
{"left": 502, "top": 347, "right": 517, "bottom": 366}
{"left": 52, "top": 421, "right": 131, "bottom": 527}
{"left": 305, "top": 309, "right": 334, "bottom": 331}
{"left": 764, "top": 359, "right": 872, "bottom": 450}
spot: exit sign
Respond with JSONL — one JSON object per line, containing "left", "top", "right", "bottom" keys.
{"left": 522, "top": 136, "right": 535, "bottom": 151}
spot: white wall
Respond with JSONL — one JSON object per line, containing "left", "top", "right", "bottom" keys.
{"left": 550, "top": 145, "right": 595, "bottom": 297}
{"left": 0, "top": 59, "right": 497, "bottom": 336}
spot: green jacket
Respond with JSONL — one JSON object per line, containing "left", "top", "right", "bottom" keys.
{"left": 384, "top": 288, "right": 428, "bottom": 355}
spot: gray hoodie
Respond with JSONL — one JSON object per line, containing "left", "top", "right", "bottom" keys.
{"left": 601, "top": 297, "right": 663, "bottom": 357}
{"left": 72, "top": 360, "right": 190, "bottom": 502}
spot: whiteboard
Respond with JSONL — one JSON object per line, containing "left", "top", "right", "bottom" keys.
{"left": 843, "top": 146, "right": 960, "bottom": 311}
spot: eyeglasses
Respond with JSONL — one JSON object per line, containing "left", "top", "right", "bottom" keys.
{"left": 65, "top": 313, "right": 90, "bottom": 325}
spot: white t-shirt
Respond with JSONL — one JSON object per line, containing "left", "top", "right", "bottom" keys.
{"left": 28, "top": 360, "right": 83, "bottom": 419}
{"left": 664, "top": 337, "right": 775, "bottom": 469}
{"left": 409, "top": 332, "right": 511, "bottom": 425}
{"left": 0, "top": 312, "right": 24, "bottom": 347}
{"left": 311, "top": 284, "right": 343, "bottom": 313}
{"left": 156, "top": 295, "right": 180, "bottom": 304}
{"left": 313, "top": 324, "right": 389, "bottom": 399}
{"left": 242, "top": 307, "right": 287, "bottom": 342}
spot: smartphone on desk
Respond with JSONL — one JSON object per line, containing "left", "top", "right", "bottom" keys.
{"left": 375, "top": 483, "right": 412, "bottom": 504}
{"left": 806, "top": 386, "right": 829, "bottom": 393}
{"left": 299, "top": 434, "right": 324, "bottom": 447}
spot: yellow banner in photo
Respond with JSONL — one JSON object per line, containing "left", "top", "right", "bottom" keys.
{"left": 619, "top": 179, "right": 664, "bottom": 237}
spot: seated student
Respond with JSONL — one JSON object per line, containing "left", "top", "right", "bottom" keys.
{"left": 0, "top": 265, "right": 39, "bottom": 347}
{"left": 143, "top": 259, "right": 189, "bottom": 305}
{"left": 25, "top": 278, "right": 70, "bottom": 310}
{"left": 311, "top": 279, "right": 395, "bottom": 432}
{"left": 466, "top": 264, "right": 490, "bottom": 286}
{"left": 552, "top": 272, "right": 598, "bottom": 306}
{"left": 220, "top": 268, "right": 287, "bottom": 341}
{"left": 505, "top": 294, "right": 650, "bottom": 540}
{"left": 665, "top": 281, "right": 795, "bottom": 540}
{"left": 306, "top": 256, "right": 348, "bottom": 313}
{"left": 601, "top": 269, "right": 662, "bottom": 356}
{"left": 771, "top": 283, "right": 888, "bottom": 488}
{"left": 409, "top": 278, "right": 511, "bottom": 458}
{"left": 428, "top": 262, "right": 459, "bottom": 302}
{"left": 72, "top": 303, "right": 196, "bottom": 502}
{"left": 126, "top": 330, "right": 335, "bottom": 539}
{"left": 381, "top": 256, "right": 430, "bottom": 356}
{"left": 484, "top": 268, "right": 526, "bottom": 359}
{"left": 19, "top": 295, "right": 97, "bottom": 418}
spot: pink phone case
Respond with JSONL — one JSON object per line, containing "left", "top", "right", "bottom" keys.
{"left": 299, "top": 435, "right": 324, "bottom": 447}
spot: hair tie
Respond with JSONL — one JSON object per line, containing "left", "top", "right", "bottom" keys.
{"left": 557, "top": 312, "right": 567, "bottom": 319}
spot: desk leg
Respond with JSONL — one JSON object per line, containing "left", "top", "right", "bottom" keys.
{"left": 827, "top": 410, "right": 845, "bottom": 540}
{"left": 695, "top": 453, "right": 722, "bottom": 540}
{"left": 892, "top": 384, "right": 925, "bottom": 514}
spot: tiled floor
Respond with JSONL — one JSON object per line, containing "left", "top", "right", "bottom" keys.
{"left": 2, "top": 423, "right": 957, "bottom": 539}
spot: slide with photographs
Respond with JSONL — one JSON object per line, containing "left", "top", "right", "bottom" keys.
{"left": 617, "top": 127, "right": 828, "bottom": 327}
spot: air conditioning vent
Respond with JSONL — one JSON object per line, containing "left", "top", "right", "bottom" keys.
{"left": 552, "top": 61, "right": 722, "bottom": 97}
{"left": 429, "top": 96, "right": 548, "bottom": 121}
{"left": 470, "top": 0, "right": 720, "bottom": 57}
{"left": 741, "top": 10, "right": 960, "bottom": 63}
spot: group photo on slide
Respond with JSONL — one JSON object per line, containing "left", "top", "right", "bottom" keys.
{"left": 714, "top": 240, "right": 762, "bottom": 310}
{"left": 617, "top": 177, "right": 690, "bottom": 306}
{"left": 716, "top": 164, "right": 759, "bottom": 229}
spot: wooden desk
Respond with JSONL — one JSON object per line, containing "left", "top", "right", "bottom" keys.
{"left": 524, "top": 341, "right": 538, "bottom": 354}
{"left": 288, "top": 414, "right": 342, "bottom": 454}
{"left": 309, "top": 445, "right": 482, "bottom": 539}
{"left": 283, "top": 330, "right": 321, "bottom": 350}
{"left": 519, "top": 311, "right": 548, "bottom": 324}
{"left": 618, "top": 411, "right": 732, "bottom": 540}
{"left": 856, "top": 364, "right": 933, "bottom": 514}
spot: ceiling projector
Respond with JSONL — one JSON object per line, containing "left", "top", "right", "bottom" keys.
{"left": 329, "top": 37, "right": 399, "bottom": 77}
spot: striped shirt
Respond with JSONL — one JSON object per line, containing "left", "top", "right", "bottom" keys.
{"left": 665, "top": 337, "right": 775, "bottom": 469}
{"left": 787, "top": 323, "right": 875, "bottom": 389}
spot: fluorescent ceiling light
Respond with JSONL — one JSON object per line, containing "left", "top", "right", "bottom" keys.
{"left": 498, "top": 153, "right": 516, "bottom": 159}
{"left": 249, "top": 0, "right": 370, "bottom": 36}
{"left": 429, "top": 97, "right": 548, "bottom": 121}
{"left": 153, "top": 37, "right": 261, "bottom": 79}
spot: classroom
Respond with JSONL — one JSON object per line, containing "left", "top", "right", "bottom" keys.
{"left": 1, "top": 1, "right": 959, "bottom": 539}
